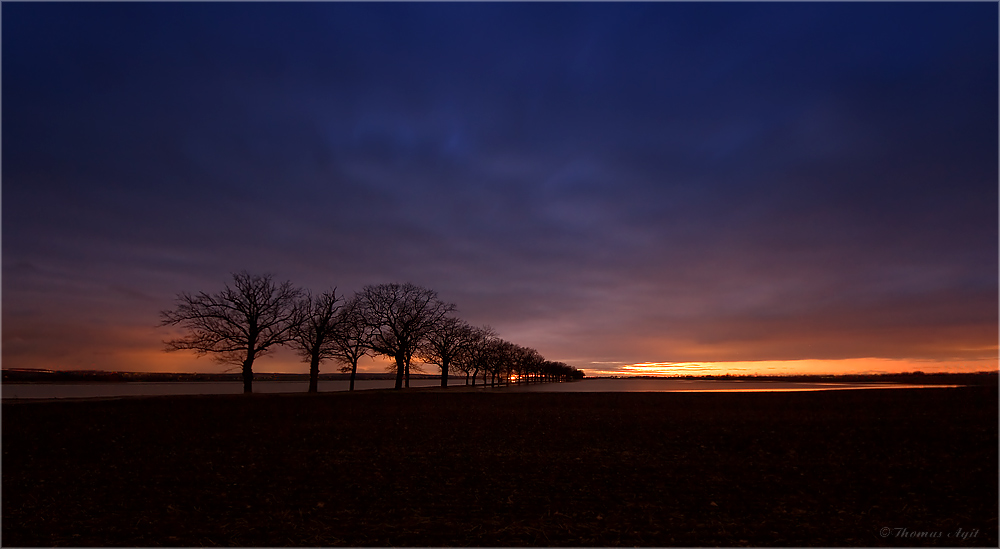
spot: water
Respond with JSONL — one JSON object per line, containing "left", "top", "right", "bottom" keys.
{"left": 1, "top": 378, "right": 450, "bottom": 400}
{"left": 503, "top": 378, "right": 959, "bottom": 392}
{"left": 2, "top": 377, "right": 959, "bottom": 400}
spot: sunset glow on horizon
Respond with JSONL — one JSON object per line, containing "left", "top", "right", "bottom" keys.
{"left": 585, "top": 358, "right": 1000, "bottom": 378}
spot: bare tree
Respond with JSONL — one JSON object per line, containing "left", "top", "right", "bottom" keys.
{"left": 417, "top": 316, "right": 475, "bottom": 387}
{"left": 451, "top": 327, "right": 474, "bottom": 385}
{"left": 485, "top": 339, "right": 519, "bottom": 387}
{"left": 329, "top": 294, "right": 372, "bottom": 391}
{"left": 289, "top": 289, "right": 343, "bottom": 393}
{"left": 515, "top": 346, "right": 545, "bottom": 384}
{"left": 454, "top": 326, "right": 497, "bottom": 387}
{"left": 160, "top": 271, "right": 303, "bottom": 393}
{"left": 542, "top": 361, "right": 585, "bottom": 381}
{"left": 358, "top": 283, "right": 455, "bottom": 389}
{"left": 542, "top": 360, "right": 572, "bottom": 382}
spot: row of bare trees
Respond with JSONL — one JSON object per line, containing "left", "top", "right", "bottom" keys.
{"left": 159, "top": 272, "right": 583, "bottom": 393}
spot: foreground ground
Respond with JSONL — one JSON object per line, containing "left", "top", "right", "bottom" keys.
{"left": 3, "top": 387, "right": 997, "bottom": 546}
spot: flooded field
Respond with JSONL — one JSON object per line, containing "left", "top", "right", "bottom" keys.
{"left": 1, "top": 376, "right": 957, "bottom": 399}
{"left": 505, "top": 377, "right": 959, "bottom": 392}
{"left": 0, "top": 379, "right": 447, "bottom": 399}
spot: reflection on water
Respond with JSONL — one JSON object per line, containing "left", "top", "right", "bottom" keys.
{"left": 2, "top": 377, "right": 959, "bottom": 400}
{"left": 1, "top": 379, "right": 447, "bottom": 399}
{"left": 506, "top": 378, "right": 960, "bottom": 392}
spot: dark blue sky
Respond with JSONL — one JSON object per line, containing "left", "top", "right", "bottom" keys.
{"left": 3, "top": 2, "right": 997, "bottom": 375}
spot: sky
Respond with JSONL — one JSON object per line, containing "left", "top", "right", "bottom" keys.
{"left": 3, "top": 2, "right": 997, "bottom": 377}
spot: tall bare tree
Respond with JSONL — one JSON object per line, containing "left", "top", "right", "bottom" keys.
{"left": 417, "top": 316, "right": 475, "bottom": 387}
{"left": 329, "top": 293, "right": 372, "bottom": 391}
{"left": 358, "top": 283, "right": 455, "bottom": 389}
{"left": 160, "top": 271, "right": 303, "bottom": 393}
{"left": 289, "top": 289, "right": 343, "bottom": 393}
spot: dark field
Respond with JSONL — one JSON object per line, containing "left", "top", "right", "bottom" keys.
{"left": 3, "top": 387, "right": 997, "bottom": 546}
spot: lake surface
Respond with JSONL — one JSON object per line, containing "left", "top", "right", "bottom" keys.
{"left": 1, "top": 379, "right": 448, "bottom": 399}
{"left": 1, "top": 377, "right": 957, "bottom": 400}
{"left": 504, "top": 378, "right": 958, "bottom": 392}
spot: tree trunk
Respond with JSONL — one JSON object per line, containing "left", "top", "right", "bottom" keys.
{"left": 242, "top": 358, "right": 253, "bottom": 394}
{"left": 441, "top": 358, "right": 449, "bottom": 387}
{"left": 394, "top": 355, "right": 405, "bottom": 389}
{"left": 404, "top": 361, "right": 410, "bottom": 388}
{"left": 349, "top": 360, "right": 358, "bottom": 391}
{"left": 308, "top": 353, "right": 320, "bottom": 393}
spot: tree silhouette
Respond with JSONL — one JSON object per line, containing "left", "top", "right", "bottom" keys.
{"left": 454, "top": 326, "right": 497, "bottom": 387}
{"left": 417, "top": 316, "right": 475, "bottom": 387}
{"left": 539, "top": 360, "right": 585, "bottom": 381}
{"left": 160, "top": 271, "right": 303, "bottom": 393}
{"left": 289, "top": 289, "right": 343, "bottom": 393}
{"left": 329, "top": 294, "right": 372, "bottom": 391}
{"left": 484, "top": 335, "right": 506, "bottom": 386}
{"left": 509, "top": 344, "right": 542, "bottom": 384}
{"left": 359, "top": 283, "right": 455, "bottom": 389}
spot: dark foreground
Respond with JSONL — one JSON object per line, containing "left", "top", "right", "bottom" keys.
{"left": 3, "top": 387, "right": 997, "bottom": 547}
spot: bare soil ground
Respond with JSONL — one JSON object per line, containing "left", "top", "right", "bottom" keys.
{"left": 3, "top": 386, "right": 997, "bottom": 546}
